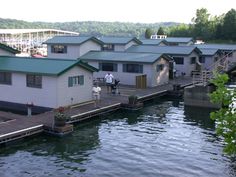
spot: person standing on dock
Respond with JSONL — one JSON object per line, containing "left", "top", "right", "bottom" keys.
{"left": 92, "top": 82, "right": 101, "bottom": 108}
{"left": 104, "top": 72, "right": 114, "bottom": 93}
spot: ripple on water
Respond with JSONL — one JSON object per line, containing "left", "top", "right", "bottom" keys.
{"left": 0, "top": 100, "right": 235, "bottom": 177}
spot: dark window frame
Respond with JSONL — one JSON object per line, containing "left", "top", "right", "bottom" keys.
{"left": 123, "top": 63, "right": 143, "bottom": 73}
{"left": 190, "top": 57, "right": 196, "bottom": 64}
{"left": 102, "top": 44, "right": 114, "bottom": 51}
{"left": 99, "top": 62, "right": 118, "bottom": 72}
{"left": 0, "top": 72, "right": 12, "bottom": 85}
{"left": 156, "top": 64, "right": 164, "bottom": 72}
{"left": 173, "top": 57, "right": 184, "bottom": 65}
{"left": 199, "top": 56, "right": 205, "bottom": 63}
{"left": 68, "top": 75, "right": 84, "bottom": 87}
{"left": 26, "top": 74, "right": 42, "bottom": 88}
{"left": 51, "top": 45, "right": 67, "bottom": 54}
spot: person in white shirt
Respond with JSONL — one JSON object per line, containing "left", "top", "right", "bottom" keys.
{"left": 104, "top": 73, "right": 114, "bottom": 93}
{"left": 92, "top": 83, "right": 101, "bottom": 108}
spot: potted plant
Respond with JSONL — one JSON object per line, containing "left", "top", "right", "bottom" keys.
{"left": 54, "top": 107, "right": 67, "bottom": 127}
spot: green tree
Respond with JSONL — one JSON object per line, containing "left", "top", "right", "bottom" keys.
{"left": 222, "top": 9, "right": 236, "bottom": 41}
{"left": 168, "top": 24, "right": 192, "bottom": 37}
{"left": 157, "top": 27, "right": 165, "bottom": 35}
{"left": 210, "top": 73, "right": 236, "bottom": 155}
{"left": 145, "top": 28, "right": 153, "bottom": 39}
{"left": 192, "top": 8, "right": 211, "bottom": 40}
{"left": 214, "top": 14, "right": 225, "bottom": 40}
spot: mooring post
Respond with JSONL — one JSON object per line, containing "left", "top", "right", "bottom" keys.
{"left": 26, "top": 102, "right": 34, "bottom": 117}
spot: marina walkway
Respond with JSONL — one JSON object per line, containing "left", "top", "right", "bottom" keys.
{"left": 0, "top": 76, "right": 192, "bottom": 144}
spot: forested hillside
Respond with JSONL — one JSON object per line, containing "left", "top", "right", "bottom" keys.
{"left": 0, "top": 18, "right": 178, "bottom": 37}
{"left": 0, "top": 8, "right": 235, "bottom": 42}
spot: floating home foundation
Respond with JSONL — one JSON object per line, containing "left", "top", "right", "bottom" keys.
{"left": 184, "top": 84, "right": 220, "bottom": 108}
{"left": 0, "top": 77, "right": 193, "bottom": 145}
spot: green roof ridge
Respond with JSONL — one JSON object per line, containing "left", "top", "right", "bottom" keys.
{"left": 0, "top": 43, "right": 20, "bottom": 54}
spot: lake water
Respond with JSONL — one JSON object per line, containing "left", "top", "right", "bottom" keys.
{"left": 0, "top": 99, "right": 235, "bottom": 177}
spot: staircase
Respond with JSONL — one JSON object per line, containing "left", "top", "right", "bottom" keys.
{"left": 192, "top": 51, "right": 235, "bottom": 86}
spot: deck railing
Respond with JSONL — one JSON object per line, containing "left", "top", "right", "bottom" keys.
{"left": 192, "top": 51, "right": 234, "bottom": 86}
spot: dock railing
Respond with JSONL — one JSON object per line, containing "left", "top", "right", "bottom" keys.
{"left": 192, "top": 51, "right": 234, "bottom": 86}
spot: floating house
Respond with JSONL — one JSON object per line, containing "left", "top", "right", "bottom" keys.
{"left": 165, "top": 37, "right": 194, "bottom": 46}
{"left": 195, "top": 44, "right": 236, "bottom": 64}
{"left": 98, "top": 37, "right": 142, "bottom": 51}
{"left": 140, "top": 39, "right": 168, "bottom": 46}
{"left": 126, "top": 45, "right": 201, "bottom": 76}
{"left": 149, "top": 36, "right": 194, "bottom": 46}
{"left": 0, "top": 56, "right": 97, "bottom": 113}
{"left": 197, "top": 48, "right": 221, "bottom": 70}
{"left": 79, "top": 51, "right": 171, "bottom": 87}
{"left": 44, "top": 36, "right": 103, "bottom": 59}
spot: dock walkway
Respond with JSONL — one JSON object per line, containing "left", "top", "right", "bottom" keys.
{"left": 0, "top": 76, "right": 192, "bottom": 144}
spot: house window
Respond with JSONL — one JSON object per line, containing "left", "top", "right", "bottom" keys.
{"left": 123, "top": 64, "right": 143, "bottom": 73}
{"left": 0, "top": 72, "right": 12, "bottom": 85}
{"left": 102, "top": 44, "right": 114, "bottom": 51}
{"left": 26, "top": 74, "right": 42, "bottom": 88}
{"left": 156, "top": 64, "right": 164, "bottom": 72}
{"left": 191, "top": 57, "right": 196, "bottom": 64}
{"left": 199, "top": 56, "right": 205, "bottom": 63}
{"left": 68, "top": 75, "right": 84, "bottom": 87}
{"left": 99, "top": 63, "right": 117, "bottom": 72}
{"left": 173, "top": 57, "right": 184, "bottom": 65}
{"left": 51, "top": 45, "right": 67, "bottom": 53}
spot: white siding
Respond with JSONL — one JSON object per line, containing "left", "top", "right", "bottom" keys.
{"left": 125, "top": 41, "right": 139, "bottom": 50}
{"left": 0, "top": 49, "right": 15, "bottom": 56}
{"left": 79, "top": 40, "right": 101, "bottom": 56}
{"left": 89, "top": 61, "right": 138, "bottom": 86}
{"left": 203, "top": 54, "right": 219, "bottom": 70}
{"left": 229, "top": 51, "right": 236, "bottom": 63}
{"left": 174, "top": 51, "right": 200, "bottom": 76}
{"left": 87, "top": 59, "right": 169, "bottom": 87}
{"left": 47, "top": 40, "right": 101, "bottom": 59}
{"left": 57, "top": 66, "right": 93, "bottom": 107}
{"left": 114, "top": 41, "right": 139, "bottom": 51}
{"left": 151, "top": 58, "right": 169, "bottom": 87}
{"left": 0, "top": 73, "right": 57, "bottom": 108}
{"left": 47, "top": 45, "right": 80, "bottom": 59}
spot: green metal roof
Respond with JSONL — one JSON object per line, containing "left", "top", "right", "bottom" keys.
{"left": 44, "top": 36, "right": 103, "bottom": 45}
{"left": 0, "top": 56, "right": 97, "bottom": 76}
{"left": 126, "top": 45, "right": 201, "bottom": 55}
{"left": 79, "top": 51, "right": 171, "bottom": 63}
{"left": 140, "top": 39, "right": 167, "bottom": 45}
{"left": 195, "top": 44, "right": 236, "bottom": 51}
{"left": 198, "top": 48, "right": 220, "bottom": 56}
{"left": 165, "top": 37, "right": 193, "bottom": 43}
{"left": 0, "top": 43, "right": 20, "bottom": 54}
{"left": 98, "top": 37, "right": 142, "bottom": 45}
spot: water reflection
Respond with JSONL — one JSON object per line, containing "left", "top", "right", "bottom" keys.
{"left": 0, "top": 120, "right": 100, "bottom": 163}
{"left": 0, "top": 100, "right": 235, "bottom": 177}
{"left": 184, "top": 105, "right": 215, "bottom": 130}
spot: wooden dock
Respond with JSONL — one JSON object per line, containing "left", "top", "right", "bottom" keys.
{"left": 0, "top": 76, "right": 192, "bottom": 144}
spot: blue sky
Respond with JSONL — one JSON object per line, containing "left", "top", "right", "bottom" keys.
{"left": 0, "top": 0, "right": 235, "bottom": 23}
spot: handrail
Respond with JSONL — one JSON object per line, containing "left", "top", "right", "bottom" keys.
{"left": 208, "top": 50, "right": 233, "bottom": 72}
{"left": 192, "top": 50, "right": 234, "bottom": 86}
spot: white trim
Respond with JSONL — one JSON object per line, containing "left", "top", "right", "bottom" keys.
{"left": 71, "top": 103, "right": 121, "bottom": 118}
{"left": 0, "top": 124, "right": 43, "bottom": 138}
